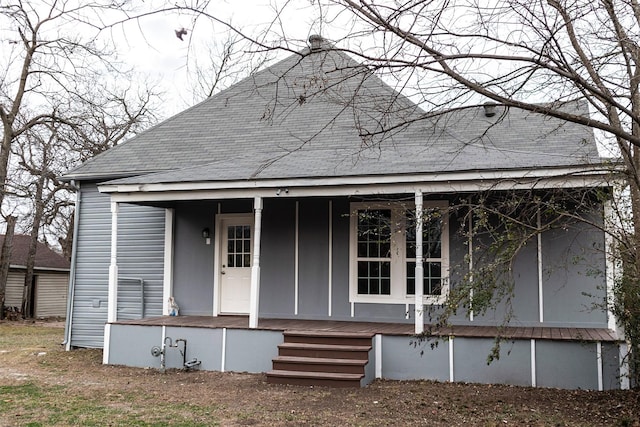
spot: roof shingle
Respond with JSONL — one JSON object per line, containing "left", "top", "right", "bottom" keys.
{"left": 63, "top": 41, "right": 600, "bottom": 186}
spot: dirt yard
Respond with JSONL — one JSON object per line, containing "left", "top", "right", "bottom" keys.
{"left": 0, "top": 321, "right": 638, "bottom": 426}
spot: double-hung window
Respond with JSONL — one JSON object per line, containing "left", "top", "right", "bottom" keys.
{"left": 349, "top": 201, "right": 449, "bottom": 304}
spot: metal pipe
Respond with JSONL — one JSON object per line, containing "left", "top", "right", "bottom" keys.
{"left": 160, "top": 336, "right": 174, "bottom": 372}
{"left": 176, "top": 338, "right": 187, "bottom": 367}
{"left": 63, "top": 180, "right": 81, "bottom": 350}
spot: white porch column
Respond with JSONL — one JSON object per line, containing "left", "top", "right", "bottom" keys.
{"left": 104, "top": 201, "right": 119, "bottom": 365}
{"left": 415, "top": 190, "right": 424, "bottom": 334}
{"left": 249, "top": 196, "right": 263, "bottom": 328}
{"left": 107, "top": 201, "right": 119, "bottom": 323}
{"left": 162, "top": 208, "right": 175, "bottom": 315}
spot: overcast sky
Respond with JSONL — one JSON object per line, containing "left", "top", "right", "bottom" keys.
{"left": 109, "top": 1, "right": 331, "bottom": 117}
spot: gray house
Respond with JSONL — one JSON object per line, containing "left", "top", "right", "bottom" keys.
{"left": 62, "top": 36, "right": 626, "bottom": 389}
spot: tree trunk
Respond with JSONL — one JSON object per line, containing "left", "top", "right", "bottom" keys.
{"left": 22, "top": 174, "right": 46, "bottom": 319}
{"left": 0, "top": 216, "right": 17, "bottom": 320}
{"left": 59, "top": 210, "right": 74, "bottom": 261}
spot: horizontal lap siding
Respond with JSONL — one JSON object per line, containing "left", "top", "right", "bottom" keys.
{"left": 69, "top": 183, "right": 165, "bottom": 348}
{"left": 35, "top": 273, "right": 69, "bottom": 318}
{"left": 118, "top": 205, "right": 166, "bottom": 317}
{"left": 4, "top": 271, "right": 24, "bottom": 307}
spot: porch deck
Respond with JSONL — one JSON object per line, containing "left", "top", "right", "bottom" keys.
{"left": 113, "top": 316, "right": 619, "bottom": 342}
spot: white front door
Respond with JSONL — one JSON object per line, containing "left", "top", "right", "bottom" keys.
{"left": 219, "top": 216, "right": 253, "bottom": 314}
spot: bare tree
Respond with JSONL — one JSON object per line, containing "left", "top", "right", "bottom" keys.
{"left": 139, "top": 0, "right": 640, "bottom": 381}
{"left": 0, "top": 215, "right": 16, "bottom": 320}
{"left": 0, "top": 2, "right": 160, "bottom": 317}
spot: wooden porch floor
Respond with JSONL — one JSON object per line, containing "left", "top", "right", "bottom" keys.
{"left": 114, "top": 315, "right": 619, "bottom": 342}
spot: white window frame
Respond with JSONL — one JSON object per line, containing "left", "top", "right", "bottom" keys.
{"left": 349, "top": 201, "right": 449, "bottom": 305}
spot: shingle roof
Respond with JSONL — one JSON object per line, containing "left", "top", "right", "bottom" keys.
{"left": 63, "top": 39, "right": 600, "bottom": 186}
{"left": 0, "top": 235, "right": 70, "bottom": 270}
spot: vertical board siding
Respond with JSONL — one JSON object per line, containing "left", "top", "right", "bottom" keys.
{"left": 172, "top": 202, "right": 216, "bottom": 315}
{"left": 298, "top": 199, "right": 330, "bottom": 317}
{"left": 35, "top": 273, "right": 69, "bottom": 318}
{"left": 69, "top": 183, "right": 165, "bottom": 348}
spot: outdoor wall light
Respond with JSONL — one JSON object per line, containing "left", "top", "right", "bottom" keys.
{"left": 202, "top": 228, "right": 211, "bottom": 245}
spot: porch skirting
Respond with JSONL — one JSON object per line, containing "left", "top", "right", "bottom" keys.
{"left": 105, "top": 316, "right": 623, "bottom": 390}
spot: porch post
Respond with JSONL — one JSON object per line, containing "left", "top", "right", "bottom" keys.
{"left": 107, "top": 201, "right": 119, "bottom": 323}
{"left": 162, "top": 208, "right": 175, "bottom": 315}
{"left": 249, "top": 196, "right": 263, "bottom": 328}
{"left": 415, "top": 190, "right": 424, "bottom": 334}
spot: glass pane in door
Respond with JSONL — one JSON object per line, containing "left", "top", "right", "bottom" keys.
{"left": 227, "top": 225, "right": 251, "bottom": 267}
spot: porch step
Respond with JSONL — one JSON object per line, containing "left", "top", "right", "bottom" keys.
{"left": 266, "top": 369, "right": 363, "bottom": 388}
{"left": 284, "top": 330, "right": 374, "bottom": 346}
{"left": 272, "top": 356, "right": 367, "bottom": 374}
{"left": 277, "top": 342, "right": 371, "bottom": 359}
{"left": 266, "top": 331, "right": 373, "bottom": 388}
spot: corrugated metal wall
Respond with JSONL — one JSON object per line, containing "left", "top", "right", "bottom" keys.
{"left": 69, "top": 183, "right": 166, "bottom": 348}
{"left": 4, "top": 271, "right": 24, "bottom": 307}
{"left": 35, "top": 273, "right": 69, "bottom": 318}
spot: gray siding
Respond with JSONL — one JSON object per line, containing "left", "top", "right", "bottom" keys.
{"left": 536, "top": 341, "right": 599, "bottom": 389}
{"left": 542, "top": 213, "right": 607, "bottom": 327}
{"left": 453, "top": 338, "right": 531, "bottom": 386}
{"left": 223, "top": 329, "right": 282, "bottom": 373}
{"left": 108, "top": 324, "right": 162, "bottom": 367}
{"left": 331, "top": 198, "right": 351, "bottom": 318}
{"left": 381, "top": 335, "right": 450, "bottom": 381}
{"left": 260, "top": 199, "right": 296, "bottom": 316}
{"left": 69, "top": 183, "right": 166, "bottom": 348}
{"left": 172, "top": 202, "right": 216, "bottom": 315}
{"left": 298, "top": 199, "right": 330, "bottom": 317}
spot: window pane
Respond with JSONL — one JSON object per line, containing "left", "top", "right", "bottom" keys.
{"left": 243, "top": 254, "right": 251, "bottom": 267}
{"left": 370, "top": 278, "right": 380, "bottom": 294}
{"left": 228, "top": 240, "right": 234, "bottom": 253}
{"left": 426, "top": 262, "right": 442, "bottom": 295}
{"left": 406, "top": 261, "right": 442, "bottom": 296}
{"left": 357, "top": 242, "right": 367, "bottom": 258}
{"left": 243, "top": 226, "right": 251, "bottom": 239}
{"left": 368, "top": 242, "right": 378, "bottom": 258}
{"left": 370, "top": 261, "right": 379, "bottom": 277}
{"left": 358, "top": 278, "right": 369, "bottom": 294}
{"left": 243, "top": 239, "right": 250, "bottom": 253}
{"left": 406, "top": 209, "right": 442, "bottom": 259}
{"left": 357, "top": 209, "right": 391, "bottom": 260}
{"left": 381, "top": 279, "right": 391, "bottom": 295}
{"left": 236, "top": 254, "right": 243, "bottom": 267}
{"left": 358, "top": 261, "right": 368, "bottom": 277}
{"left": 357, "top": 260, "right": 390, "bottom": 295}
{"left": 381, "top": 261, "right": 390, "bottom": 277}
{"left": 228, "top": 254, "right": 234, "bottom": 267}
{"left": 406, "top": 261, "right": 416, "bottom": 294}
{"left": 425, "top": 216, "right": 442, "bottom": 258}
{"left": 380, "top": 242, "right": 391, "bottom": 258}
